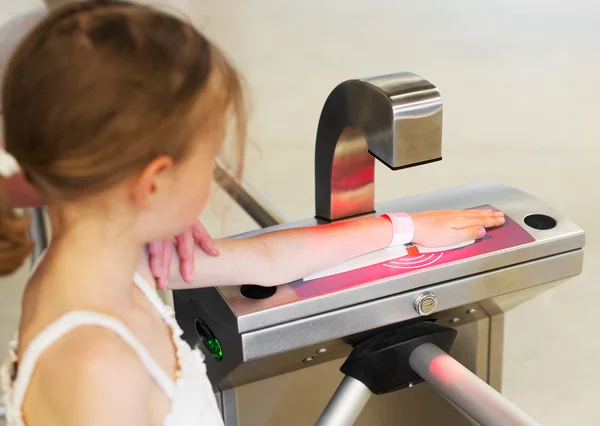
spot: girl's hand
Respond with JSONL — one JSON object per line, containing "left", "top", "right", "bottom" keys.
{"left": 410, "top": 210, "right": 505, "bottom": 247}
{"left": 148, "top": 221, "right": 219, "bottom": 289}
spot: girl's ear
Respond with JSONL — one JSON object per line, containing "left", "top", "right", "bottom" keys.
{"left": 130, "top": 155, "right": 174, "bottom": 210}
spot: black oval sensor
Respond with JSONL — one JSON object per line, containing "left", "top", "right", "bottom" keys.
{"left": 524, "top": 214, "right": 557, "bottom": 230}
{"left": 240, "top": 284, "right": 277, "bottom": 300}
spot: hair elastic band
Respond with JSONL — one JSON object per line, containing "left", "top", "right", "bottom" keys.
{"left": 0, "top": 149, "right": 20, "bottom": 177}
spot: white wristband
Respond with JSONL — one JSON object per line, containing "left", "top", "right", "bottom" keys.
{"left": 381, "top": 212, "right": 414, "bottom": 246}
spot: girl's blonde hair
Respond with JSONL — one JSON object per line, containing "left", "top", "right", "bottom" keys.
{"left": 0, "top": 0, "right": 246, "bottom": 275}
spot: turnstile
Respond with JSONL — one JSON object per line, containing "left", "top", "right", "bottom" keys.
{"left": 4, "top": 73, "right": 585, "bottom": 426}
{"left": 173, "top": 72, "right": 585, "bottom": 425}
{"left": 174, "top": 182, "right": 584, "bottom": 425}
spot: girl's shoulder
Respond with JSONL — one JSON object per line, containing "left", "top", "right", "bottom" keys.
{"left": 17, "top": 320, "right": 152, "bottom": 426}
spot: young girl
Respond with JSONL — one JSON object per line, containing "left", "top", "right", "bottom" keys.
{"left": 0, "top": 6, "right": 219, "bottom": 285}
{"left": 0, "top": 2, "right": 504, "bottom": 425}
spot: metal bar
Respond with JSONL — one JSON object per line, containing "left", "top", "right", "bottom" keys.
{"left": 315, "top": 376, "right": 372, "bottom": 426}
{"left": 213, "top": 162, "right": 287, "bottom": 228}
{"left": 27, "top": 207, "right": 48, "bottom": 264}
{"left": 221, "top": 388, "right": 239, "bottom": 426}
{"left": 0, "top": 404, "right": 5, "bottom": 423}
{"left": 487, "top": 312, "right": 505, "bottom": 392}
{"left": 409, "top": 343, "right": 540, "bottom": 426}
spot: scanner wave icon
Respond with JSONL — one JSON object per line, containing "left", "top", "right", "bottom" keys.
{"left": 383, "top": 253, "right": 444, "bottom": 269}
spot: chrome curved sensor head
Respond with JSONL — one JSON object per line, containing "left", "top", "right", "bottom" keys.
{"left": 315, "top": 72, "right": 443, "bottom": 222}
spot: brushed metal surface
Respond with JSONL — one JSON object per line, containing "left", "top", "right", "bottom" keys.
{"left": 240, "top": 250, "right": 581, "bottom": 362}
{"left": 314, "top": 72, "right": 443, "bottom": 221}
{"left": 175, "top": 182, "right": 585, "bottom": 335}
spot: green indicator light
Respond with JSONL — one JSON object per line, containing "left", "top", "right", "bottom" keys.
{"left": 195, "top": 318, "right": 224, "bottom": 362}
{"left": 206, "top": 338, "right": 223, "bottom": 361}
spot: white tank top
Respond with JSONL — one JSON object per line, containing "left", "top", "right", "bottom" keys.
{"left": 0, "top": 272, "right": 224, "bottom": 426}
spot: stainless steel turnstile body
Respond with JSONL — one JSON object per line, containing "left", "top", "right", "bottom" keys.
{"left": 173, "top": 182, "right": 585, "bottom": 425}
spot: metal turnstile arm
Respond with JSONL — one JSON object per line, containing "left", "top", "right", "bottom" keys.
{"left": 316, "top": 331, "right": 541, "bottom": 426}
{"left": 315, "top": 376, "right": 372, "bottom": 426}
{"left": 409, "top": 343, "right": 540, "bottom": 426}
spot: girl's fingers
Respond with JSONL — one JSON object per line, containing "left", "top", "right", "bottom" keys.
{"left": 448, "top": 209, "right": 504, "bottom": 218}
{"left": 158, "top": 241, "right": 174, "bottom": 290}
{"left": 451, "top": 215, "right": 505, "bottom": 230}
{"left": 148, "top": 240, "right": 164, "bottom": 278}
{"left": 192, "top": 221, "right": 219, "bottom": 256}
{"left": 176, "top": 228, "right": 195, "bottom": 283}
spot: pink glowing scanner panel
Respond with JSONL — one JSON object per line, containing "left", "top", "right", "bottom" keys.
{"left": 290, "top": 205, "right": 535, "bottom": 299}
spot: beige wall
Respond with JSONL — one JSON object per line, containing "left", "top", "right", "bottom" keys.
{"left": 1, "top": 1, "right": 599, "bottom": 425}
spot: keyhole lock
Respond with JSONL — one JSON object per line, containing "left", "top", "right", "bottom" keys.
{"left": 414, "top": 292, "right": 438, "bottom": 316}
